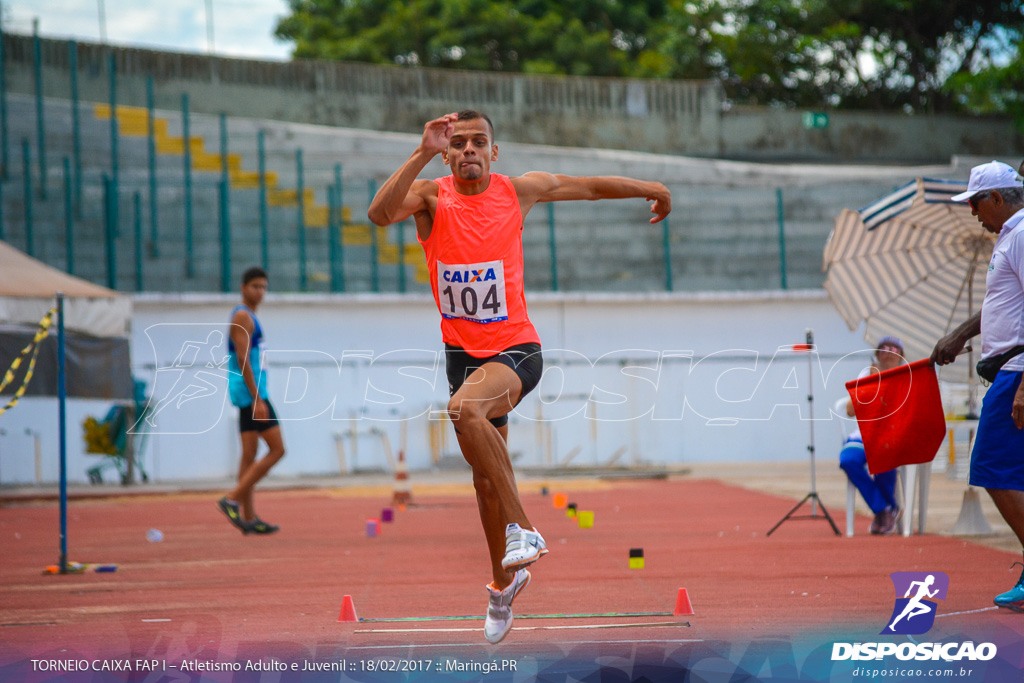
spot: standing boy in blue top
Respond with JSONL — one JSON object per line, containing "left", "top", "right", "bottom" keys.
{"left": 217, "top": 266, "right": 286, "bottom": 534}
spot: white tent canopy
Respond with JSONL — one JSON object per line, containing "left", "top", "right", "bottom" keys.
{"left": 0, "top": 240, "right": 130, "bottom": 337}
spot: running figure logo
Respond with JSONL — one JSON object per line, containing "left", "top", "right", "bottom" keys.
{"left": 882, "top": 571, "right": 949, "bottom": 635}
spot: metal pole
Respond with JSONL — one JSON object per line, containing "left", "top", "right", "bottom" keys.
{"left": 219, "top": 113, "right": 230, "bottom": 291}
{"left": 334, "top": 164, "right": 345, "bottom": 292}
{"left": 103, "top": 174, "right": 116, "bottom": 289}
{"left": 806, "top": 329, "right": 817, "bottom": 515}
{"left": 397, "top": 220, "right": 406, "bottom": 293}
{"left": 257, "top": 130, "right": 268, "bottom": 270}
{"left": 146, "top": 76, "right": 158, "bottom": 256}
{"left": 296, "top": 148, "right": 306, "bottom": 290}
{"left": 57, "top": 293, "right": 68, "bottom": 574}
{"left": 63, "top": 158, "right": 73, "bottom": 274}
{"left": 219, "top": 112, "right": 229, "bottom": 185}
{"left": 369, "top": 179, "right": 379, "bottom": 292}
{"left": 662, "top": 217, "right": 673, "bottom": 292}
{"left": 133, "top": 191, "right": 143, "bottom": 290}
{"left": 69, "top": 41, "right": 82, "bottom": 215}
{"left": 182, "top": 94, "right": 194, "bottom": 278}
{"left": 328, "top": 185, "right": 340, "bottom": 292}
{"left": 776, "top": 187, "right": 788, "bottom": 290}
{"left": 108, "top": 53, "right": 118, "bottom": 216}
{"left": 547, "top": 203, "right": 558, "bottom": 291}
{"left": 21, "top": 139, "right": 33, "bottom": 256}
{"left": 0, "top": 17, "right": 9, "bottom": 181}
{"left": 218, "top": 179, "right": 230, "bottom": 292}
{"left": 32, "top": 22, "right": 46, "bottom": 200}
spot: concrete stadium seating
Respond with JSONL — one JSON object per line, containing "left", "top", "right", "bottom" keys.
{"left": 0, "top": 93, "right": 963, "bottom": 294}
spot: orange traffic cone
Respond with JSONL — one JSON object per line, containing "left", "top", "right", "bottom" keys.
{"left": 673, "top": 588, "right": 694, "bottom": 615}
{"left": 392, "top": 450, "right": 412, "bottom": 505}
{"left": 338, "top": 594, "right": 359, "bottom": 622}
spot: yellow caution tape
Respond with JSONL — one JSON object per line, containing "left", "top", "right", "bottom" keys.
{"left": 0, "top": 308, "right": 57, "bottom": 418}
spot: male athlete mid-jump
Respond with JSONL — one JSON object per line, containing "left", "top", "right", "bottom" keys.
{"left": 368, "top": 110, "right": 671, "bottom": 644}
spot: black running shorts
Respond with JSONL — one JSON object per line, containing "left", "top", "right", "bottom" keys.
{"left": 238, "top": 399, "right": 280, "bottom": 433}
{"left": 445, "top": 342, "right": 543, "bottom": 428}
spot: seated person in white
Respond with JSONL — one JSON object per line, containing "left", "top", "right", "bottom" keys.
{"left": 839, "top": 336, "right": 906, "bottom": 535}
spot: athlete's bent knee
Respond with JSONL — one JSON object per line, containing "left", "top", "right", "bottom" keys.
{"left": 448, "top": 396, "right": 488, "bottom": 426}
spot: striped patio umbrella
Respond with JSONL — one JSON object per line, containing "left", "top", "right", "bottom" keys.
{"left": 822, "top": 177, "right": 993, "bottom": 384}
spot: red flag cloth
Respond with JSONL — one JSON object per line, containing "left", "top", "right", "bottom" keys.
{"left": 845, "top": 359, "right": 945, "bottom": 475}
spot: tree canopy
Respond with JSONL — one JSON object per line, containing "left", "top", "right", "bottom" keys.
{"left": 275, "top": 0, "right": 1024, "bottom": 115}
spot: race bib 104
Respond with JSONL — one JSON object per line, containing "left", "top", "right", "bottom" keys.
{"left": 437, "top": 260, "right": 508, "bottom": 324}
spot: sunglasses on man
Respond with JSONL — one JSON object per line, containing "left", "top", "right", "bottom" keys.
{"left": 967, "top": 191, "right": 990, "bottom": 212}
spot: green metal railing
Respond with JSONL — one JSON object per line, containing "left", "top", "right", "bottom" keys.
{"left": 133, "top": 191, "right": 142, "bottom": 291}
{"left": 107, "top": 54, "right": 118, "bottom": 220}
{"left": 146, "top": 76, "right": 157, "bottom": 256}
{"left": 257, "top": 129, "right": 269, "bottom": 271}
{"left": 182, "top": 93, "right": 194, "bottom": 278}
{"left": 21, "top": 138, "right": 32, "bottom": 255}
{"left": 330, "top": 163, "right": 345, "bottom": 292}
{"left": 102, "top": 174, "right": 116, "bottom": 289}
{"left": 368, "top": 178, "right": 379, "bottom": 292}
{"left": 547, "top": 203, "right": 558, "bottom": 291}
{"left": 0, "top": 34, "right": 830, "bottom": 296}
{"left": 69, "top": 41, "right": 82, "bottom": 215}
{"left": 32, "top": 27, "right": 46, "bottom": 200}
{"left": 0, "top": 21, "right": 8, "bottom": 180}
{"left": 296, "top": 148, "right": 307, "bottom": 291}
{"left": 777, "top": 187, "right": 789, "bottom": 290}
{"left": 662, "top": 217, "right": 673, "bottom": 292}
{"left": 63, "top": 157, "right": 72, "bottom": 273}
{"left": 218, "top": 179, "right": 230, "bottom": 292}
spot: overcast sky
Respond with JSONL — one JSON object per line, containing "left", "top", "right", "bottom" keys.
{"left": 6, "top": 0, "right": 293, "bottom": 61}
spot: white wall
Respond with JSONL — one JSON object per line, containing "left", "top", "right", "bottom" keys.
{"left": 0, "top": 290, "right": 972, "bottom": 485}
{"left": 121, "top": 290, "right": 908, "bottom": 483}
{"left": 0, "top": 398, "right": 122, "bottom": 485}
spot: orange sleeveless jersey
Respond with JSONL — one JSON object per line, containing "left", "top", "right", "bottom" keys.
{"left": 419, "top": 173, "right": 540, "bottom": 357}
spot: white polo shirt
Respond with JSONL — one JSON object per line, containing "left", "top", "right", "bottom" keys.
{"left": 981, "top": 207, "right": 1024, "bottom": 372}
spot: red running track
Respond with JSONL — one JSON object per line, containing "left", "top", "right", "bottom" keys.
{"left": 2, "top": 476, "right": 1023, "bottom": 672}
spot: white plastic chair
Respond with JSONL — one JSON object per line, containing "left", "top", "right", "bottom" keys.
{"left": 834, "top": 396, "right": 929, "bottom": 537}
{"left": 833, "top": 397, "right": 860, "bottom": 537}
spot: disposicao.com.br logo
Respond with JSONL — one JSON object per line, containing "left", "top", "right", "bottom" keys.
{"left": 884, "top": 571, "right": 949, "bottom": 635}
{"left": 832, "top": 571, "right": 997, "bottom": 663}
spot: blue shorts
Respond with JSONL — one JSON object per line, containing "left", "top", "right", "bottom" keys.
{"left": 970, "top": 371, "right": 1024, "bottom": 490}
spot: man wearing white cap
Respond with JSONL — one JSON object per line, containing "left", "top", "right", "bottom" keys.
{"left": 932, "top": 160, "right": 1024, "bottom": 611}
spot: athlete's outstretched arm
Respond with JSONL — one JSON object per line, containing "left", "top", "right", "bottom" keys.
{"left": 513, "top": 171, "right": 672, "bottom": 223}
{"left": 367, "top": 113, "right": 456, "bottom": 226}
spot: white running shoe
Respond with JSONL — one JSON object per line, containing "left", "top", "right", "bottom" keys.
{"left": 501, "top": 523, "right": 548, "bottom": 572}
{"left": 483, "top": 569, "right": 531, "bottom": 644}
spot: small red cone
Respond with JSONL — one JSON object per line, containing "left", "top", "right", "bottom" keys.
{"left": 338, "top": 594, "right": 359, "bottom": 622}
{"left": 673, "top": 588, "right": 694, "bottom": 616}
